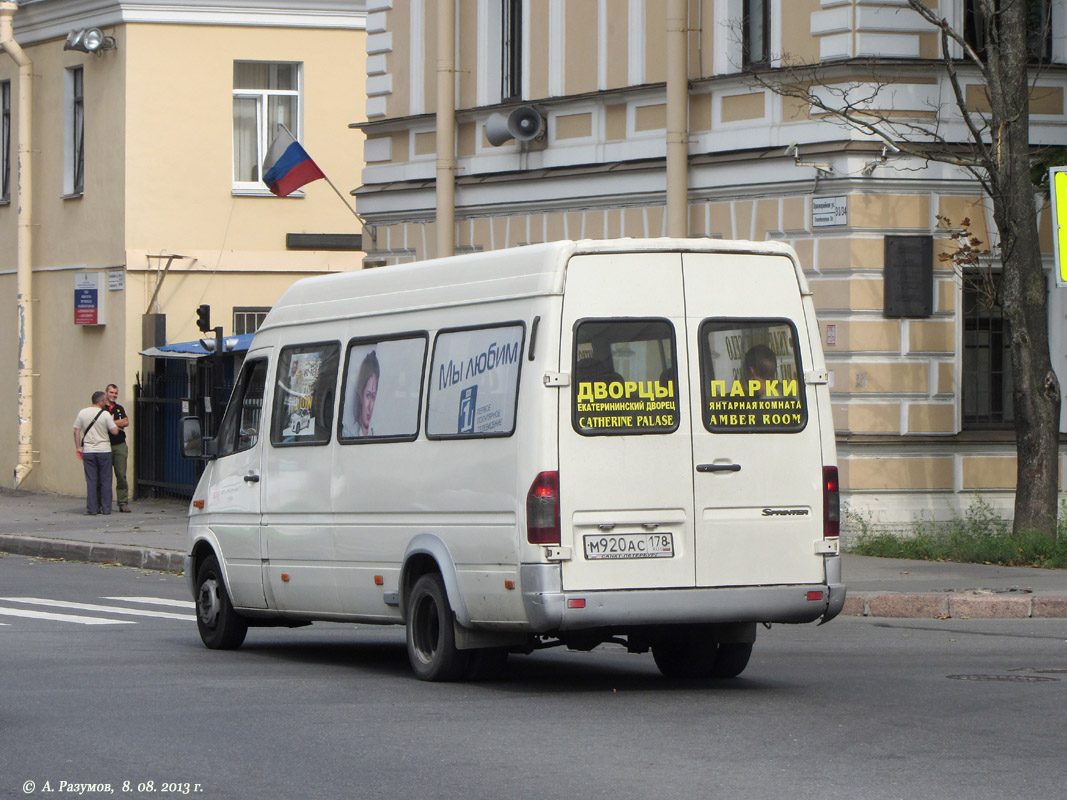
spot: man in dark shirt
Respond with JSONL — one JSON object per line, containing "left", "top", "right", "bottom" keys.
{"left": 105, "top": 383, "right": 131, "bottom": 512}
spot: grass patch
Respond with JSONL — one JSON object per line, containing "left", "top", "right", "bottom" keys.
{"left": 845, "top": 497, "right": 1067, "bottom": 569}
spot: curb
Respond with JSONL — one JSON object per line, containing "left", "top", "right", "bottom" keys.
{"left": 844, "top": 591, "right": 1067, "bottom": 619}
{"left": 3, "top": 535, "right": 1066, "bottom": 619}
{"left": 0, "top": 535, "right": 185, "bottom": 573}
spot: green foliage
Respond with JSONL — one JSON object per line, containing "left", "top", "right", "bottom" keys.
{"left": 847, "top": 495, "right": 1067, "bottom": 569}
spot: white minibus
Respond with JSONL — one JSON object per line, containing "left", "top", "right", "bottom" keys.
{"left": 181, "top": 239, "right": 844, "bottom": 681}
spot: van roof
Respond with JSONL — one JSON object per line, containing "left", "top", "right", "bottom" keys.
{"left": 260, "top": 238, "right": 801, "bottom": 331}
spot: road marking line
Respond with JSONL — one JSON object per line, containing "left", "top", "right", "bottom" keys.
{"left": 0, "top": 597, "right": 194, "bottom": 621}
{"left": 0, "top": 606, "right": 135, "bottom": 625}
{"left": 102, "top": 596, "right": 195, "bottom": 609}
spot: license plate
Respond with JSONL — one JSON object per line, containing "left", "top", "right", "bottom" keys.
{"left": 583, "top": 532, "right": 674, "bottom": 560}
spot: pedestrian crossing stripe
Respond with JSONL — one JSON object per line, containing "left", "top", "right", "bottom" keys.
{"left": 102, "top": 596, "right": 194, "bottom": 609}
{"left": 0, "top": 606, "right": 135, "bottom": 625}
{"left": 0, "top": 596, "right": 195, "bottom": 625}
{"left": 0, "top": 597, "right": 195, "bottom": 622}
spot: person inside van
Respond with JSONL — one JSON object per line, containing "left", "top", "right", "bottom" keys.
{"left": 344, "top": 351, "right": 379, "bottom": 437}
{"left": 742, "top": 343, "right": 777, "bottom": 398}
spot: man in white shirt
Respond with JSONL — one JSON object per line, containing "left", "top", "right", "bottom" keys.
{"left": 73, "top": 391, "right": 120, "bottom": 515}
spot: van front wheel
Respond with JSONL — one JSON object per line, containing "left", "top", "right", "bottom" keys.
{"left": 406, "top": 573, "right": 469, "bottom": 681}
{"left": 195, "top": 554, "right": 248, "bottom": 650}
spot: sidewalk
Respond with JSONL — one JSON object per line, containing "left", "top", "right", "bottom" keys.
{"left": 1, "top": 487, "right": 1065, "bottom": 618}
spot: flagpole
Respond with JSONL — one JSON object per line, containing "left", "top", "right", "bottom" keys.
{"left": 273, "top": 123, "right": 376, "bottom": 249}
{"left": 323, "top": 174, "right": 376, "bottom": 249}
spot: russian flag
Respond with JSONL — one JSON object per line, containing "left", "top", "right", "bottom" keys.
{"left": 262, "top": 126, "right": 326, "bottom": 197}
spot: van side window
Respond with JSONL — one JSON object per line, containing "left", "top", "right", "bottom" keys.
{"left": 339, "top": 335, "right": 427, "bottom": 442}
{"left": 699, "top": 319, "right": 808, "bottom": 433}
{"left": 572, "top": 319, "right": 680, "bottom": 436}
{"left": 270, "top": 342, "right": 340, "bottom": 446}
{"left": 426, "top": 323, "right": 524, "bottom": 438}
{"left": 216, "top": 358, "right": 267, "bottom": 457}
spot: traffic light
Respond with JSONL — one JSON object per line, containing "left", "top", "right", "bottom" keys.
{"left": 196, "top": 304, "right": 211, "bottom": 333}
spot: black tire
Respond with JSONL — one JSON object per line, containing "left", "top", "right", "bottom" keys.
{"left": 195, "top": 554, "right": 248, "bottom": 650}
{"left": 406, "top": 573, "right": 469, "bottom": 681}
{"left": 652, "top": 634, "right": 718, "bottom": 680}
{"left": 710, "top": 642, "right": 753, "bottom": 679}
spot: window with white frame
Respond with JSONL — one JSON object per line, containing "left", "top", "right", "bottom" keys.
{"left": 1, "top": 80, "right": 10, "bottom": 202}
{"left": 232, "top": 61, "right": 301, "bottom": 193}
{"left": 742, "top": 0, "right": 771, "bottom": 69}
{"left": 233, "top": 307, "right": 270, "bottom": 336}
{"left": 502, "top": 0, "right": 523, "bottom": 101}
{"left": 65, "top": 66, "right": 84, "bottom": 196}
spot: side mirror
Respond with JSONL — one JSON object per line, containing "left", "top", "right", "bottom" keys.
{"left": 180, "top": 416, "right": 212, "bottom": 459}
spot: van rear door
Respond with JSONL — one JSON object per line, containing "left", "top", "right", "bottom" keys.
{"left": 558, "top": 252, "right": 696, "bottom": 591}
{"left": 682, "top": 252, "right": 826, "bottom": 587}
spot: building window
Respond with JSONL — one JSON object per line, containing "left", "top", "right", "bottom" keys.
{"left": 233, "top": 307, "right": 270, "bottom": 336}
{"left": 1, "top": 80, "right": 9, "bottom": 202}
{"left": 502, "top": 0, "right": 523, "bottom": 101}
{"left": 65, "top": 67, "right": 84, "bottom": 196}
{"left": 963, "top": 0, "right": 1051, "bottom": 62}
{"left": 962, "top": 274, "right": 1013, "bottom": 428}
{"left": 742, "top": 0, "right": 771, "bottom": 69}
{"left": 232, "top": 61, "right": 301, "bottom": 193}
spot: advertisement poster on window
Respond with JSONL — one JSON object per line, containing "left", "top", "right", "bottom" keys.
{"left": 572, "top": 320, "right": 679, "bottom": 435}
{"left": 341, "top": 338, "right": 426, "bottom": 440}
{"left": 701, "top": 322, "right": 807, "bottom": 432}
{"left": 428, "top": 325, "right": 524, "bottom": 436}
{"left": 280, "top": 351, "right": 323, "bottom": 437}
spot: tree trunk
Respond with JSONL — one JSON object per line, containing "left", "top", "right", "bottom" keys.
{"left": 987, "top": 0, "right": 1060, "bottom": 539}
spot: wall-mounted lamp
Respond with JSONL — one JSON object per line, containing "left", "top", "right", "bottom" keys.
{"left": 787, "top": 143, "right": 833, "bottom": 176}
{"left": 64, "top": 28, "right": 117, "bottom": 54}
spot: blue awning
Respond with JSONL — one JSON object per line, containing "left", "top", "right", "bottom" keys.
{"left": 139, "top": 333, "right": 255, "bottom": 360}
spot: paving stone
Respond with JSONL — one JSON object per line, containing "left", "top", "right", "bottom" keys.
{"left": 866, "top": 592, "right": 947, "bottom": 618}
{"left": 948, "top": 593, "right": 1030, "bottom": 619}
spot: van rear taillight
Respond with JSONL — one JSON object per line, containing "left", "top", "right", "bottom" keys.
{"left": 824, "top": 466, "right": 840, "bottom": 539}
{"left": 527, "top": 471, "right": 561, "bottom": 545}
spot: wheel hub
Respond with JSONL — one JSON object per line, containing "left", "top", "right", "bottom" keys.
{"left": 198, "top": 578, "right": 221, "bottom": 629}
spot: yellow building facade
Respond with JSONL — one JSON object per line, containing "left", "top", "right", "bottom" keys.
{"left": 0, "top": 0, "right": 367, "bottom": 496}
{"left": 354, "top": 0, "right": 1067, "bottom": 528}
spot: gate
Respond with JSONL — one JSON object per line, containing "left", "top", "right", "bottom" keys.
{"left": 135, "top": 350, "right": 241, "bottom": 500}
{"left": 134, "top": 363, "right": 200, "bottom": 499}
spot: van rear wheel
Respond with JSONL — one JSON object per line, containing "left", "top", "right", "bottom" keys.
{"left": 406, "top": 573, "right": 469, "bottom": 681}
{"left": 652, "top": 635, "right": 718, "bottom": 680}
{"left": 711, "top": 642, "right": 753, "bottom": 679}
{"left": 195, "top": 554, "right": 248, "bottom": 650}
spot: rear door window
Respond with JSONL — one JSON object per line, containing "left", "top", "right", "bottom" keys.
{"left": 698, "top": 319, "right": 807, "bottom": 433}
{"left": 572, "top": 318, "right": 679, "bottom": 436}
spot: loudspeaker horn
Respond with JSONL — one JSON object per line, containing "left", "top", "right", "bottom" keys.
{"left": 485, "top": 106, "right": 545, "bottom": 146}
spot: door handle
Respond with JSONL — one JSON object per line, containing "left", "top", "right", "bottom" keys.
{"left": 697, "top": 463, "right": 741, "bottom": 473}
{"left": 244, "top": 473, "right": 261, "bottom": 483}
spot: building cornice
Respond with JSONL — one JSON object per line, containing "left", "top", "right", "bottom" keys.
{"left": 11, "top": 0, "right": 365, "bottom": 44}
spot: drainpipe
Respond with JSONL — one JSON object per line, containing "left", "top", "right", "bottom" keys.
{"left": 1, "top": 1, "right": 34, "bottom": 488}
{"left": 435, "top": 0, "right": 455, "bottom": 258}
{"left": 665, "top": 0, "right": 688, "bottom": 238}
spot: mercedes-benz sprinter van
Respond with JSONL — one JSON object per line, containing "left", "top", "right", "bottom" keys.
{"left": 181, "top": 239, "right": 844, "bottom": 681}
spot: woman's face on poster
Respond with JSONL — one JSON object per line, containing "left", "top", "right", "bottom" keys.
{"left": 360, "top": 374, "right": 378, "bottom": 432}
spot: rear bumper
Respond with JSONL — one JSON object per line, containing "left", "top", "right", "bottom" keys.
{"left": 520, "top": 563, "right": 845, "bottom": 632}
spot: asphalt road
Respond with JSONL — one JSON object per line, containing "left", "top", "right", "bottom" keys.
{"left": 3, "top": 554, "right": 1066, "bottom": 800}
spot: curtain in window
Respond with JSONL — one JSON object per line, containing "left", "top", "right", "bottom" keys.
{"left": 72, "top": 69, "right": 84, "bottom": 194}
{"left": 233, "top": 96, "right": 259, "bottom": 182}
